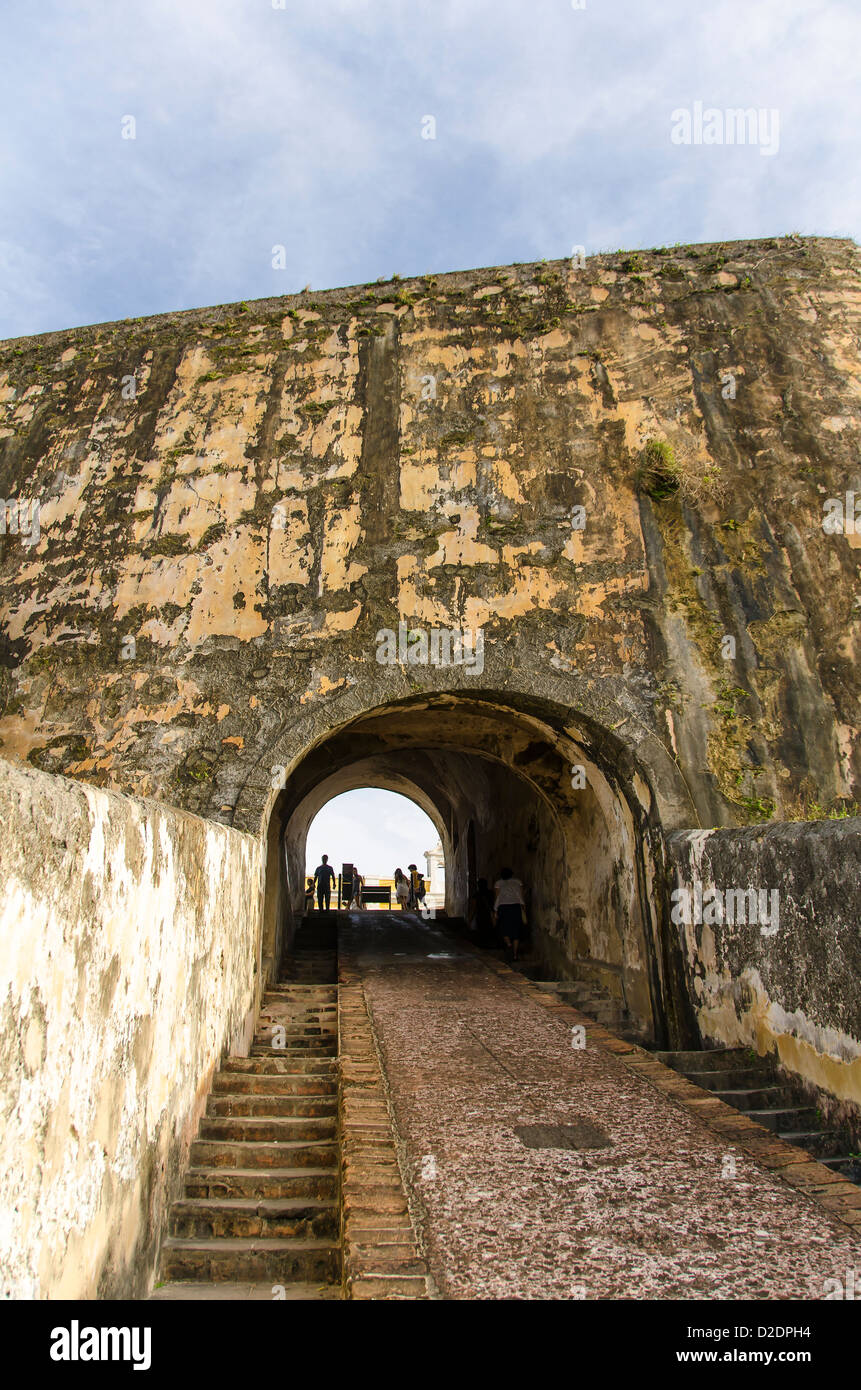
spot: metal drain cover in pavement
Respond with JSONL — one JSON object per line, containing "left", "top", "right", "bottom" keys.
{"left": 514, "top": 1120, "right": 612, "bottom": 1151}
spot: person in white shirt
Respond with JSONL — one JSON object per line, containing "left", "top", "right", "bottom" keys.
{"left": 493, "top": 868, "right": 526, "bottom": 960}
{"left": 394, "top": 868, "right": 410, "bottom": 910}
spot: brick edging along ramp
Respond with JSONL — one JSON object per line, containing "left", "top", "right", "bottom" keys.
{"left": 337, "top": 941, "right": 431, "bottom": 1300}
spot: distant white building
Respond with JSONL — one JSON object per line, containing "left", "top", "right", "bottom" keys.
{"left": 423, "top": 842, "right": 445, "bottom": 911}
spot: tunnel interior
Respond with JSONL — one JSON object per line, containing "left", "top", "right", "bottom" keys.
{"left": 262, "top": 693, "right": 685, "bottom": 1046}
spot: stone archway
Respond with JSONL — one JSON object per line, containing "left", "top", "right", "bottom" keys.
{"left": 260, "top": 690, "right": 700, "bottom": 1047}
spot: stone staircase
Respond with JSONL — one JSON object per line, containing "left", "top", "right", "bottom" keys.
{"left": 529, "top": 973, "right": 640, "bottom": 1039}
{"left": 655, "top": 1047, "right": 861, "bottom": 1186}
{"left": 153, "top": 918, "right": 342, "bottom": 1299}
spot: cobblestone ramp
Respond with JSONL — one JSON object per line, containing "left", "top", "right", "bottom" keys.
{"left": 152, "top": 917, "right": 342, "bottom": 1301}
{"left": 344, "top": 911, "right": 861, "bottom": 1300}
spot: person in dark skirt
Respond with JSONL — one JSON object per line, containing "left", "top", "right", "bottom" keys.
{"left": 493, "top": 867, "right": 526, "bottom": 960}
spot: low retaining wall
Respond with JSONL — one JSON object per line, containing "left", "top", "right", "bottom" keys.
{"left": 0, "top": 759, "right": 263, "bottom": 1299}
{"left": 665, "top": 822, "right": 861, "bottom": 1131}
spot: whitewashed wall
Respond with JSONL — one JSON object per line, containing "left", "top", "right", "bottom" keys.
{"left": 0, "top": 759, "right": 263, "bottom": 1299}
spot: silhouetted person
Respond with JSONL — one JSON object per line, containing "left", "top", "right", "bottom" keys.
{"left": 494, "top": 867, "right": 526, "bottom": 960}
{"left": 314, "top": 854, "right": 335, "bottom": 911}
{"left": 407, "top": 863, "right": 425, "bottom": 911}
{"left": 304, "top": 876, "right": 315, "bottom": 913}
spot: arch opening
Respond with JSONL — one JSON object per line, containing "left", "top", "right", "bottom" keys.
{"left": 304, "top": 788, "right": 446, "bottom": 911}
{"left": 261, "top": 691, "right": 698, "bottom": 1048}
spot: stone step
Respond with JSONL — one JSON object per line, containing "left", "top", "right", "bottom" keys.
{"left": 745, "top": 1107, "right": 821, "bottom": 1134}
{"left": 281, "top": 964, "right": 337, "bottom": 972}
{"left": 268, "top": 984, "right": 338, "bottom": 995}
{"left": 255, "top": 1025, "right": 338, "bottom": 1038}
{"left": 779, "top": 1129, "right": 846, "bottom": 1160}
{"left": 280, "top": 978, "right": 338, "bottom": 989}
{"left": 222, "top": 1056, "right": 335, "bottom": 1076}
{"left": 282, "top": 956, "right": 337, "bottom": 965}
{"left": 207, "top": 1093, "right": 337, "bottom": 1118}
{"left": 712, "top": 1086, "right": 794, "bottom": 1112}
{"left": 213, "top": 1072, "right": 336, "bottom": 1096}
{"left": 258, "top": 1017, "right": 336, "bottom": 1029}
{"left": 253, "top": 1034, "right": 336, "bottom": 1045}
{"left": 280, "top": 980, "right": 337, "bottom": 987}
{"left": 268, "top": 987, "right": 337, "bottom": 998}
{"left": 198, "top": 1115, "right": 336, "bottom": 1144}
{"left": 251, "top": 1037, "right": 336, "bottom": 1052}
{"left": 822, "top": 1155, "right": 861, "bottom": 1181}
{"left": 654, "top": 1048, "right": 760, "bottom": 1069}
{"left": 263, "top": 1004, "right": 337, "bottom": 1012}
{"left": 266, "top": 1003, "right": 336, "bottom": 1012}
{"left": 683, "top": 1066, "right": 777, "bottom": 1091}
{"left": 161, "top": 1237, "right": 340, "bottom": 1284}
{"left": 264, "top": 1001, "right": 336, "bottom": 1011}
{"left": 261, "top": 998, "right": 337, "bottom": 1009}
{"left": 184, "top": 1167, "right": 338, "bottom": 1201}
{"left": 169, "top": 1197, "right": 339, "bottom": 1241}
{"left": 535, "top": 981, "right": 609, "bottom": 1001}
{"left": 151, "top": 1281, "right": 342, "bottom": 1301}
{"left": 249, "top": 1046, "right": 337, "bottom": 1059}
{"left": 587, "top": 1001, "right": 626, "bottom": 1019}
{"left": 189, "top": 1138, "right": 337, "bottom": 1170}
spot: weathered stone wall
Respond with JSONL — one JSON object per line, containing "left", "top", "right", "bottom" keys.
{"left": 0, "top": 236, "right": 858, "bottom": 843}
{"left": 0, "top": 235, "right": 859, "bottom": 1066}
{"left": 665, "top": 822, "right": 861, "bottom": 1131}
{"left": 0, "top": 758, "right": 263, "bottom": 1299}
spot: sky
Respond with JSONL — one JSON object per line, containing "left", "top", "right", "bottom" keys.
{"left": 2, "top": 0, "right": 859, "bottom": 340}
{"left": 305, "top": 789, "right": 441, "bottom": 882}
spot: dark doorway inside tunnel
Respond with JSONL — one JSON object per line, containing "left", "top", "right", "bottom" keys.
{"left": 466, "top": 820, "right": 477, "bottom": 902}
{"left": 260, "top": 692, "right": 699, "bottom": 1049}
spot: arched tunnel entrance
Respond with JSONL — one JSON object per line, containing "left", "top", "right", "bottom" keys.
{"left": 261, "top": 692, "right": 698, "bottom": 1049}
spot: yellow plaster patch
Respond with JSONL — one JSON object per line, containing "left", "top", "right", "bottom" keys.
{"left": 320, "top": 502, "right": 366, "bottom": 591}
{"left": 299, "top": 674, "right": 348, "bottom": 704}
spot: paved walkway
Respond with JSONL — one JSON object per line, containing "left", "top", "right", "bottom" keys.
{"left": 345, "top": 913, "right": 861, "bottom": 1300}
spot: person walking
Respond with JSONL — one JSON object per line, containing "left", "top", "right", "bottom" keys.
{"left": 304, "top": 875, "right": 315, "bottom": 914}
{"left": 493, "top": 867, "right": 527, "bottom": 960}
{"left": 407, "top": 863, "right": 425, "bottom": 911}
{"left": 394, "top": 868, "right": 410, "bottom": 910}
{"left": 349, "top": 866, "right": 364, "bottom": 910}
{"left": 314, "top": 854, "right": 336, "bottom": 912}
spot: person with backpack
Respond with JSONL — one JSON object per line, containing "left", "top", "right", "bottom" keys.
{"left": 407, "top": 863, "right": 425, "bottom": 911}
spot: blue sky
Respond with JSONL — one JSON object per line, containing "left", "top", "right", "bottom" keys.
{"left": 306, "top": 789, "right": 440, "bottom": 882}
{"left": 2, "top": 0, "right": 858, "bottom": 339}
